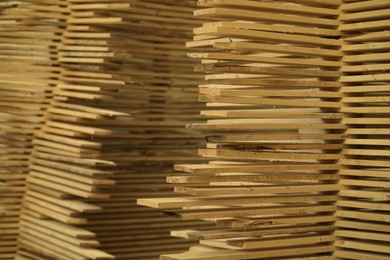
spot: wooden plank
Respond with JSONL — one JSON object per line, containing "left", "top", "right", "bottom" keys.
{"left": 194, "top": 8, "right": 338, "bottom": 27}
{"left": 174, "top": 184, "right": 340, "bottom": 196}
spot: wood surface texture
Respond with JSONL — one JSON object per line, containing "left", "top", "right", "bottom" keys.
{"left": 140, "top": 0, "right": 390, "bottom": 259}
{"left": 0, "top": 0, "right": 388, "bottom": 260}
{"left": 0, "top": 1, "right": 58, "bottom": 258}
{"left": 336, "top": 1, "right": 390, "bottom": 259}
{"left": 2, "top": 0, "right": 210, "bottom": 259}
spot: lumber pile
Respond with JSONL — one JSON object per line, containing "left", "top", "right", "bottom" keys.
{"left": 139, "top": 0, "right": 345, "bottom": 259}
{"left": 16, "top": 0, "right": 210, "bottom": 259}
{"left": 336, "top": 1, "right": 390, "bottom": 259}
{"left": 140, "top": 1, "right": 390, "bottom": 259}
{"left": 0, "top": 0, "right": 389, "bottom": 260}
{"left": 0, "top": 1, "right": 61, "bottom": 258}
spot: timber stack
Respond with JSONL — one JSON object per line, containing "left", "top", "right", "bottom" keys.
{"left": 336, "top": 1, "right": 390, "bottom": 259}
{"left": 15, "top": 0, "right": 210, "bottom": 259}
{"left": 140, "top": 0, "right": 344, "bottom": 259}
{"left": 0, "top": 1, "right": 61, "bottom": 258}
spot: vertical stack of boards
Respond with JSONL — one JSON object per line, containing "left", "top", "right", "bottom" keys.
{"left": 140, "top": 0, "right": 390, "bottom": 260}
{"left": 0, "top": 0, "right": 389, "bottom": 260}
{"left": 0, "top": 0, "right": 210, "bottom": 259}
{"left": 0, "top": 1, "right": 59, "bottom": 258}
{"left": 140, "top": 0, "right": 343, "bottom": 259}
{"left": 336, "top": 1, "right": 390, "bottom": 259}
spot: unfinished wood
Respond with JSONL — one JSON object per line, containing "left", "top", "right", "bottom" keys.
{"left": 2, "top": 1, "right": 388, "bottom": 260}
{"left": 15, "top": 0, "right": 210, "bottom": 259}
{"left": 337, "top": 2, "right": 390, "bottom": 259}
{"left": 0, "top": 1, "right": 62, "bottom": 257}
{"left": 141, "top": 0, "right": 344, "bottom": 259}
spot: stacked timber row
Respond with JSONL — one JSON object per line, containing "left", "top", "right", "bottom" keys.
{"left": 15, "top": 1, "right": 114, "bottom": 259}
{"left": 17, "top": 0, "right": 210, "bottom": 259}
{"left": 82, "top": 1, "right": 212, "bottom": 258}
{"left": 0, "top": 1, "right": 62, "bottom": 259}
{"left": 336, "top": 1, "right": 390, "bottom": 259}
{"left": 71, "top": 1, "right": 211, "bottom": 259}
{"left": 140, "top": 0, "right": 345, "bottom": 259}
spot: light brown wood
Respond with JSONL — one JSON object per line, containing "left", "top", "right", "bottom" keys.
{"left": 337, "top": 3, "right": 390, "bottom": 259}
{"left": 140, "top": 0, "right": 344, "bottom": 259}
{"left": 13, "top": 0, "right": 210, "bottom": 259}
{"left": 1, "top": 1, "right": 389, "bottom": 260}
{"left": 139, "top": 1, "right": 390, "bottom": 259}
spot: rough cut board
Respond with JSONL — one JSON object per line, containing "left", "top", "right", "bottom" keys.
{"left": 140, "top": 0, "right": 390, "bottom": 260}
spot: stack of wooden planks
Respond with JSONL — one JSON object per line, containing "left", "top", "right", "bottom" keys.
{"left": 0, "top": 1, "right": 61, "bottom": 258}
{"left": 336, "top": 1, "right": 390, "bottom": 259}
{"left": 1, "top": 0, "right": 389, "bottom": 260}
{"left": 11, "top": 1, "right": 112, "bottom": 259}
{"left": 139, "top": 0, "right": 346, "bottom": 259}
{"left": 16, "top": 0, "right": 211, "bottom": 259}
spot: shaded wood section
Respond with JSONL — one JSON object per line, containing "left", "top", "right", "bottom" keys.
{"left": 0, "top": 1, "right": 59, "bottom": 258}
{"left": 14, "top": 0, "right": 211, "bottom": 259}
